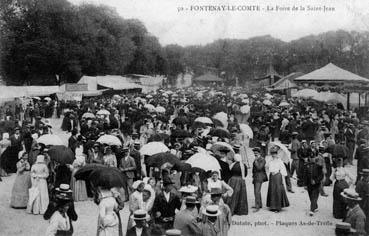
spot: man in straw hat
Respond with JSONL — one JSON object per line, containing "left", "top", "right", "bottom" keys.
{"left": 200, "top": 205, "right": 222, "bottom": 236}
{"left": 120, "top": 146, "right": 137, "bottom": 198}
{"left": 341, "top": 188, "right": 366, "bottom": 236}
{"left": 174, "top": 196, "right": 201, "bottom": 236}
{"left": 252, "top": 147, "right": 267, "bottom": 212}
{"left": 355, "top": 169, "right": 369, "bottom": 233}
{"left": 126, "top": 209, "right": 151, "bottom": 236}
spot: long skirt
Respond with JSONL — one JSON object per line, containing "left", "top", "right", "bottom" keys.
{"left": 71, "top": 169, "right": 88, "bottom": 202}
{"left": 26, "top": 178, "right": 49, "bottom": 214}
{"left": 333, "top": 179, "right": 349, "bottom": 219}
{"left": 10, "top": 171, "right": 32, "bottom": 208}
{"left": 266, "top": 173, "right": 289, "bottom": 211}
{"left": 70, "top": 177, "right": 88, "bottom": 202}
{"left": 226, "top": 176, "right": 248, "bottom": 215}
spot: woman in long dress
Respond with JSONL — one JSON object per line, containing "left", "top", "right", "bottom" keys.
{"left": 226, "top": 153, "right": 248, "bottom": 215}
{"left": 10, "top": 151, "right": 32, "bottom": 208}
{"left": 96, "top": 188, "right": 120, "bottom": 236}
{"left": 0, "top": 133, "right": 11, "bottom": 176}
{"left": 70, "top": 154, "right": 88, "bottom": 202}
{"left": 266, "top": 147, "right": 289, "bottom": 212}
{"left": 27, "top": 155, "right": 49, "bottom": 214}
{"left": 332, "top": 163, "right": 350, "bottom": 219}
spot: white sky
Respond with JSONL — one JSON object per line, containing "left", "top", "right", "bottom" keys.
{"left": 68, "top": 0, "right": 369, "bottom": 46}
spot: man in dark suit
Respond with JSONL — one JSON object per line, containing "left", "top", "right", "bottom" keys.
{"left": 152, "top": 177, "right": 181, "bottom": 230}
{"left": 342, "top": 189, "right": 367, "bottom": 236}
{"left": 126, "top": 209, "right": 151, "bottom": 236}
{"left": 130, "top": 141, "right": 142, "bottom": 180}
{"left": 303, "top": 155, "right": 324, "bottom": 216}
{"left": 252, "top": 147, "right": 268, "bottom": 212}
{"left": 120, "top": 147, "right": 136, "bottom": 198}
{"left": 68, "top": 129, "right": 78, "bottom": 154}
{"left": 345, "top": 123, "right": 356, "bottom": 165}
{"left": 174, "top": 196, "right": 201, "bottom": 236}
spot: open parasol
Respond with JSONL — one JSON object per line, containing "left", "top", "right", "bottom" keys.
{"left": 326, "top": 144, "right": 349, "bottom": 159}
{"left": 47, "top": 145, "right": 75, "bottom": 164}
{"left": 82, "top": 112, "right": 96, "bottom": 119}
{"left": 96, "top": 135, "right": 122, "bottom": 146}
{"left": 263, "top": 100, "right": 272, "bottom": 106}
{"left": 37, "top": 134, "right": 63, "bottom": 146}
{"left": 186, "top": 153, "right": 221, "bottom": 172}
{"left": 96, "top": 109, "right": 110, "bottom": 115}
{"left": 194, "top": 117, "right": 213, "bottom": 124}
{"left": 155, "top": 106, "right": 166, "bottom": 113}
{"left": 140, "top": 142, "right": 169, "bottom": 156}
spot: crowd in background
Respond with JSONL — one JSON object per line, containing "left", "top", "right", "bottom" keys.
{"left": 1, "top": 86, "right": 369, "bottom": 236}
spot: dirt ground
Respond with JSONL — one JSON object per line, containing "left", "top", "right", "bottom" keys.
{"left": 0, "top": 117, "right": 354, "bottom": 236}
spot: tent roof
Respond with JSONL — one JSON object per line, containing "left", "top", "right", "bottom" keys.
{"left": 294, "top": 63, "right": 369, "bottom": 83}
{"left": 78, "top": 75, "right": 142, "bottom": 90}
{"left": 193, "top": 73, "right": 223, "bottom": 82}
{"left": 270, "top": 72, "right": 304, "bottom": 88}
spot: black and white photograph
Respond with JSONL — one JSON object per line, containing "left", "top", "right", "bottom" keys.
{"left": 1, "top": 0, "right": 369, "bottom": 235}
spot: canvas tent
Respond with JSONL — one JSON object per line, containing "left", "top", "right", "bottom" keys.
{"left": 78, "top": 75, "right": 143, "bottom": 92}
{"left": 0, "top": 86, "right": 60, "bottom": 99}
{"left": 294, "top": 63, "right": 369, "bottom": 84}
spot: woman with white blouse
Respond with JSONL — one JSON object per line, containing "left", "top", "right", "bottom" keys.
{"left": 266, "top": 146, "right": 290, "bottom": 212}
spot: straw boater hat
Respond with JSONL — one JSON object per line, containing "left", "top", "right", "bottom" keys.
{"left": 131, "top": 209, "right": 149, "bottom": 221}
{"left": 165, "top": 229, "right": 182, "bottom": 236}
{"left": 341, "top": 188, "right": 362, "bottom": 201}
{"left": 202, "top": 205, "right": 221, "bottom": 217}
{"left": 55, "top": 184, "right": 73, "bottom": 200}
{"left": 210, "top": 188, "right": 223, "bottom": 196}
{"left": 179, "top": 185, "right": 198, "bottom": 193}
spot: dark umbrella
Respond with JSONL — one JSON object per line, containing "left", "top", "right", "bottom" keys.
{"left": 171, "top": 129, "right": 191, "bottom": 139}
{"left": 172, "top": 162, "right": 192, "bottom": 172}
{"left": 148, "top": 134, "right": 164, "bottom": 142}
{"left": 89, "top": 167, "right": 125, "bottom": 189}
{"left": 147, "top": 152, "right": 181, "bottom": 167}
{"left": 47, "top": 145, "right": 75, "bottom": 164}
{"left": 327, "top": 144, "right": 349, "bottom": 159}
{"left": 74, "top": 163, "right": 106, "bottom": 180}
{"left": 173, "top": 116, "right": 189, "bottom": 126}
{"left": 209, "top": 128, "right": 231, "bottom": 138}
{"left": 191, "top": 121, "right": 207, "bottom": 130}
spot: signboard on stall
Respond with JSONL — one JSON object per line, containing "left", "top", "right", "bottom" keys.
{"left": 56, "top": 92, "right": 82, "bottom": 101}
{"left": 65, "top": 83, "right": 88, "bottom": 91}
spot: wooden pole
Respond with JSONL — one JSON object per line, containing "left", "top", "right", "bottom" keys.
{"left": 347, "top": 92, "right": 350, "bottom": 111}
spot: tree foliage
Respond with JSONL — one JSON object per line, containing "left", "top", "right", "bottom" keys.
{"left": 1, "top": 0, "right": 369, "bottom": 86}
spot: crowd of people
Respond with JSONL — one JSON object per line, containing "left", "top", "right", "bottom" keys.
{"left": 1, "top": 86, "right": 369, "bottom": 236}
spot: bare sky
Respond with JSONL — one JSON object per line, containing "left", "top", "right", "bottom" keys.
{"left": 68, "top": 0, "right": 369, "bottom": 46}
